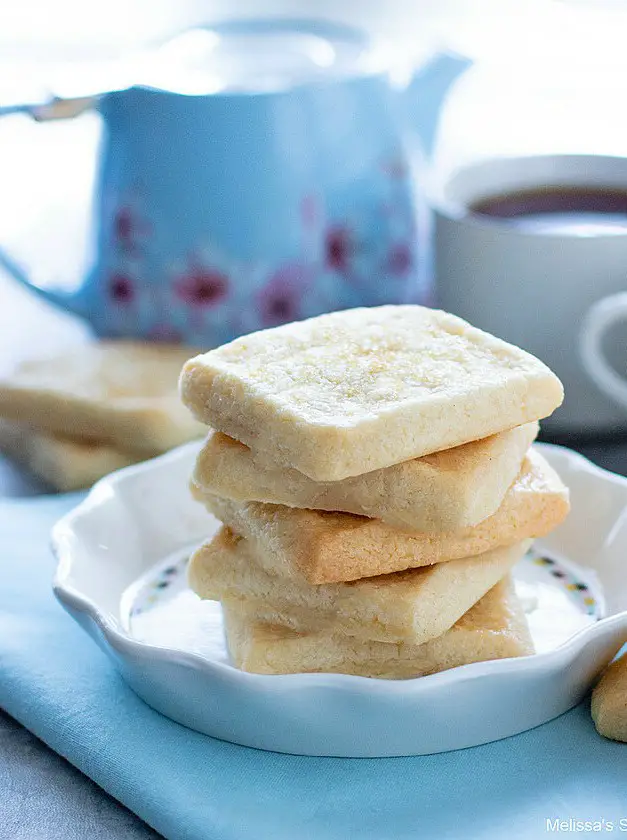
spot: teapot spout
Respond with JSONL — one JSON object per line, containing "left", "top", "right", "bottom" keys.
{"left": 405, "top": 51, "right": 472, "bottom": 157}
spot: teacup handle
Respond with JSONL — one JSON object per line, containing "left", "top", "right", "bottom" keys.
{"left": 580, "top": 292, "right": 627, "bottom": 410}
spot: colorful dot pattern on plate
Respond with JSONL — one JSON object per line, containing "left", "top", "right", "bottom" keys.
{"left": 129, "top": 563, "right": 182, "bottom": 615}
{"left": 532, "top": 555, "right": 598, "bottom": 616}
{"left": 122, "top": 546, "right": 602, "bottom": 663}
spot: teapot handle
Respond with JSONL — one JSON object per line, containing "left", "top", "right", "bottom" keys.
{"left": 0, "top": 96, "right": 95, "bottom": 120}
{"left": 0, "top": 96, "right": 96, "bottom": 315}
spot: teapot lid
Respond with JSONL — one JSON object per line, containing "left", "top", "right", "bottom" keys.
{"left": 131, "top": 19, "right": 383, "bottom": 95}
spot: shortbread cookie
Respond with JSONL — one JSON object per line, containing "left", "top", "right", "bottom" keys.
{"left": 190, "top": 528, "right": 528, "bottom": 644}
{"left": 222, "top": 576, "right": 534, "bottom": 677}
{"left": 192, "top": 422, "right": 538, "bottom": 532}
{"left": 0, "top": 421, "right": 141, "bottom": 491}
{"left": 0, "top": 342, "right": 205, "bottom": 455}
{"left": 199, "top": 449, "right": 569, "bottom": 583}
{"left": 591, "top": 653, "right": 627, "bottom": 742}
{"left": 181, "top": 305, "right": 563, "bottom": 480}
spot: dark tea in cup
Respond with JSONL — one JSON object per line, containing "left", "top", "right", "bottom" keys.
{"left": 470, "top": 185, "right": 627, "bottom": 235}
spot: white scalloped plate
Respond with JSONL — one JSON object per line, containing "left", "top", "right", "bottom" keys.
{"left": 52, "top": 443, "right": 627, "bottom": 757}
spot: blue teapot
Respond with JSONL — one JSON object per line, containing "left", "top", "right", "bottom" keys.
{"left": 0, "top": 20, "right": 468, "bottom": 345}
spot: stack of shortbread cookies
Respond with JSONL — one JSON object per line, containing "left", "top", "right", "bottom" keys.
{"left": 181, "top": 306, "right": 570, "bottom": 678}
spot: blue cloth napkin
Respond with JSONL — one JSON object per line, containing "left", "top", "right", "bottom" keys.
{"left": 1, "top": 495, "right": 626, "bottom": 840}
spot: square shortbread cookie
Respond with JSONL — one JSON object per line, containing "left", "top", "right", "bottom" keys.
{"left": 192, "top": 422, "right": 538, "bottom": 532}
{"left": 198, "top": 449, "right": 569, "bottom": 584}
{"left": 189, "top": 528, "right": 528, "bottom": 644}
{"left": 0, "top": 342, "right": 204, "bottom": 455}
{"left": 221, "top": 576, "right": 534, "bottom": 677}
{"left": 0, "top": 420, "right": 141, "bottom": 491}
{"left": 181, "top": 306, "right": 563, "bottom": 480}
{"left": 591, "top": 654, "right": 627, "bottom": 743}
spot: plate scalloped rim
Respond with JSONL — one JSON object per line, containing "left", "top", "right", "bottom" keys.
{"left": 51, "top": 442, "right": 627, "bottom": 756}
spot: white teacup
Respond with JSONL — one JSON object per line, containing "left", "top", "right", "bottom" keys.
{"left": 433, "top": 154, "right": 627, "bottom": 435}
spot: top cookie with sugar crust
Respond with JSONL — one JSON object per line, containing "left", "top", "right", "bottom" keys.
{"left": 180, "top": 305, "right": 563, "bottom": 481}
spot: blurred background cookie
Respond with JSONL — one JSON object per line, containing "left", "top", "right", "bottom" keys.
{"left": 0, "top": 420, "right": 142, "bottom": 492}
{"left": 0, "top": 341, "right": 205, "bottom": 489}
